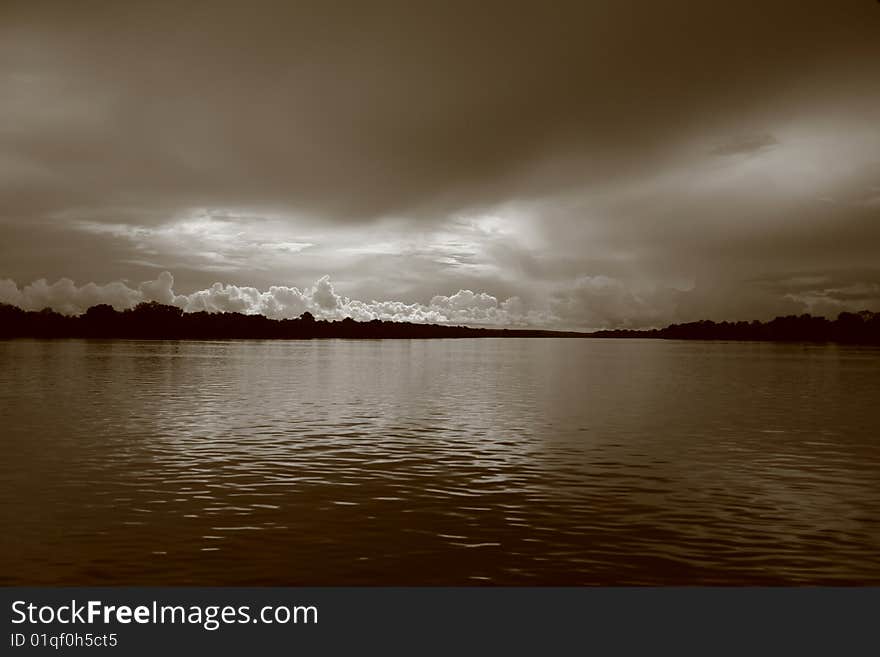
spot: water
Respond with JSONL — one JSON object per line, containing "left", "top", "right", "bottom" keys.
{"left": 1, "top": 338, "right": 879, "bottom": 585}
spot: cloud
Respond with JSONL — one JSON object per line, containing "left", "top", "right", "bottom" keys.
{"left": 177, "top": 276, "right": 544, "bottom": 326}
{"left": 0, "top": 277, "right": 142, "bottom": 315}
{"left": 1, "top": 2, "right": 878, "bottom": 326}
{"left": 781, "top": 280, "right": 880, "bottom": 318}
{"left": 312, "top": 275, "right": 340, "bottom": 311}
{"left": 73, "top": 212, "right": 315, "bottom": 272}
{"left": 789, "top": 282, "right": 880, "bottom": 307}
{"left": 0, "top": 279, "right": 23, "bottom": 307}
{"left": 710, "top": 133, "right": 779, "bottom": 157}
{"left": 2, "top": 1, "right": 877, "bottom": 228}
{"left": 548, "top": 276, "right": 680, "bottom": 329}
{"left": 3, "top": 269, "right": 880, "bottom": 330}
{"left": 0, "top": 271, "right": 537, "bottom": 326}
{"left": 139, "top": 270, "right": 178, "bottom": 305}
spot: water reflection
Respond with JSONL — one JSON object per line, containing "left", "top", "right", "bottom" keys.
{"left": 1, "top": 338, "right": 879, "bottom": 584}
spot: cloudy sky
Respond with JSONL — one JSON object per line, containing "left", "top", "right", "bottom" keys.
{"left": 1, "top": 1, "right": 878, "bottom": 329}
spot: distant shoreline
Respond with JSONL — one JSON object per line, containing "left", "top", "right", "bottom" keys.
{"left": 1, "top": 302, "right": 878, "bottom": 344}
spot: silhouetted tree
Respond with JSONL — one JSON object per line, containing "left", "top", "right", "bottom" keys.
{"left": 0, "top": 303, "right": 877, "bottom": 343}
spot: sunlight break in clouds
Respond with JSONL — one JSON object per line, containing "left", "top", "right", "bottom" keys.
{"left": 74, "top": 211, "right": 315, "bottom": 272}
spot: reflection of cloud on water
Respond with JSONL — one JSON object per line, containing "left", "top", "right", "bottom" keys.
{"left": 145, "top": 339, "right": 543, "bottom": 482}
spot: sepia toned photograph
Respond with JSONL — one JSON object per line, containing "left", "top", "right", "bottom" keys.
{"left": 1, "top": 0, "right": 879, "bottom": 588}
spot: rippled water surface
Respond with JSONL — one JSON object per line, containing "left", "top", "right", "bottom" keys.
{"left": 1, "top": 338, "right": 879, "bottom": 584}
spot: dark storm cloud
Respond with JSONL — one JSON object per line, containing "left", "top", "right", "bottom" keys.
{"left": 1, "top": 0, "right": 879, "bottom": 327}
{"left": 3, "top": 0, "right": 876, "bottom": 221}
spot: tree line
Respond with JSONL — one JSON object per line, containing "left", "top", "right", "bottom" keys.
{"left": 593, "top": 311, "right": 879, "bottom": 343}
{"left": 0, "top": 302, "right": 877, "bottom": 343}
{"left": 0, "top": 302, "right": 581, "bottom": 339}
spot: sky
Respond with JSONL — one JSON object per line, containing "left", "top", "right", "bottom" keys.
{"left": 1, "top": 1, "right": 879, "bottom": 329}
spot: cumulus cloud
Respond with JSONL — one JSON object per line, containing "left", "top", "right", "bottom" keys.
{"left": 0, "top": 277, "right": 143, "bottom": 315}
{"left": 0, "top": 269, "right": 682, "bottom": 330}
{"left": 139, "top": 270, "right": 180, "bottom": 305}
{"left": 3, "top": 270, "right": 878, "bottom": 330}
{"left": 0, "top": 272, "right": 539, "bottom": 327}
